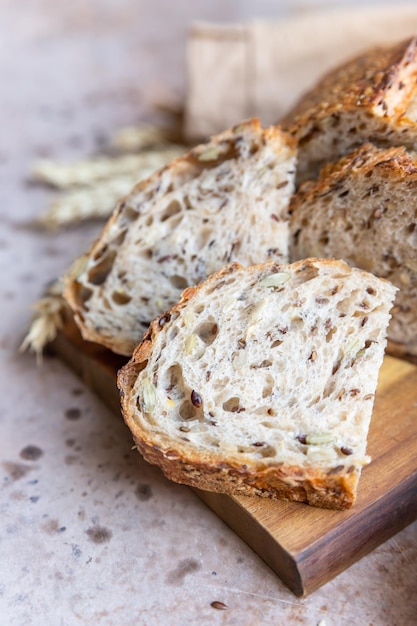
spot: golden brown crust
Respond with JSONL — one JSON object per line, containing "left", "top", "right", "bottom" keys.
{"left": 127, "top": 435, "right": 358, "bottom": 510}
{"left": 117, "top": 260, "right": 364, "bottom": 510}
{"left": 290, "top": 143, "right": 417, "bottom": 212}
{"left": 282, "top": 37, "right": 417, "bottom": 135}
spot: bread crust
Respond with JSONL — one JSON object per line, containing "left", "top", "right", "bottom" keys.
{"left": 117, "top": 259, "right": 385, "bottom": 510}
{"left": 282, "top": 36, "right": 417, "bottom": 132}
{"left": 281, "top": 37, "right": 417, "bottom": 180}
{"left": 290, "top": 143, "right": 417, "bottom": 207}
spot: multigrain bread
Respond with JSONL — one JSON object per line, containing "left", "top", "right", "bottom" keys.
{"left": 118, "top": 259, "right": 397, "bottom": 509}
{"left": 64, "top": 119, "right": 297, "bottom": 355}
{"left": 290, "top": 143, "right": 417, "bottom": 357}
{"left": 281, "top": 36, "right": 417, "bottom": 181}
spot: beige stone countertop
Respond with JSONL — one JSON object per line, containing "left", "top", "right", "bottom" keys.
{"left": 1, "top": 2, "right": 416, "bottom": 625}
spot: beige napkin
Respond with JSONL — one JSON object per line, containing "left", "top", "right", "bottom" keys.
{"left": 185, "top": 4, "right": 417, "bottom": 141}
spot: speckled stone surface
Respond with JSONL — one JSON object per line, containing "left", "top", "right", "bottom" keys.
{"left": 1, "top": 2, "right": 416, "bottom": 625}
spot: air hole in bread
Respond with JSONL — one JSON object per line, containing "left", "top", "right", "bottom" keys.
{"left": 222, "top": 397, "right": 241, "bottom": 412}
{"left": 122, "top": 206, "right": 139, "bottom": 223}
{"left": 160, "top": 199, "right": 182, "bottom": 222}
{"left": 207, "top": 276, "right": 237, "bottom": 295}
{"left": 76, "top": 284, "right": 93, "bottom": 305}
{"left": 323, "top": 380, "right": 336, "bottom": 398}
{"left": 195, "top": 320, "right": 218, "bottom": 345}
{"left": 113, "top": 229, "right": 127, "bottom": 247}
{"left": 307, "top": 395, "right": 321, "bottom": 407}
{"left": 101, "top": 296, "right": 112, "bottom": 310}
{"left": 262, "top": 375, "right": 274, "bottom": 398}
{"left": 75, "top": 310, "right": 85, "bottom": 324}
{"left": 319, "top": 233, "right": 329, "bottom": 246}
{"left": 92, "top": 245, "right": 108, "bottom": 262}
{"left": 179, "top": 401, "right": 197, "bottom": 420}
{"left": 251, "top": 359, "right": 272, "bottom": 369}
{"left": 296, "top": 264, "right": 319, "bottom": 282}
{"left": 182, "top": 195, "right": 193, "bottom": 211}
{"left": 337, "top": 292, "right": 360, "bottom": 315}
{"left": 169, "top": 327, "right": 179, "bottom": 341}
{"left": 293, "top": 228, "right": 301, "bottom": 247}
{"left": 136, "top": 360, "right": 148, "bottom": 374}
{"left": 205, "top": 279, "right": 226, "bottom": 295}
{"left": 326, "top": 326, "right": 337, "bottom": 342}
{"left": 262, "top": 381, "right": 274, "bottom": 399}
{"left": 145, "top": 214, "right": 154, "bottom": 227}
{"left": 204, "top": 436, "right": 220, "bottom": 448}
{"left": 165, "top": 363, "right": 185, "bottom": 398}
{"left": 199, "top": 227, "right": 215, "bottom": 248}
{"left": 111, "top": 290, "right": 132, "bottom": 305}
{"left": 271, "top": 339, "right": 283, "bottom": 348}
{"left": 87, "top": 250, "right": 117, "bottom": 285}
{"left": 169, "top": 275, "right": 188, "bottom": 290}
{"left": 213, "top": 377, "right": 229, "bottom": 391}
{"left": 383, "top": 253, "right": 401, "bottom": 270}
{"left": 139, "top": 249, "right": 153, "bottom": 259}
{"left": 291, "top": 316, "right": 303, "bottom": 329}
{"left": 258, "top": 445, "right": 277, "bottom": 458}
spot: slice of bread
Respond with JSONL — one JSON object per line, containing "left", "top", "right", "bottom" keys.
{"left": 64, "top": 119, "right": 297, "bottom": 355}
{"left": 118, "top": 259, "right": 396, "bottom": 509}
{"left": 281, "top": 37, "right": 417, "bottom": 181}
{"left": 290, "top": 143, "right": 417, "bottom": 357}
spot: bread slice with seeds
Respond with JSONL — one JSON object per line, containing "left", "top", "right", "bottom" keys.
{"left": 290, "top": 143, "right": 417, "bottom": 357}
{"left": 281, "top": 36, "right": 417, "bottom": 181}
{"left": 118, "top": 259, "right": 396, "bottom": 510}
{"left": 64, "top": 119, "right": 296, "bottom": 355}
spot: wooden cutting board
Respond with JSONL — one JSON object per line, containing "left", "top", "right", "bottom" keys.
{"left": 52, "top": 317, "right": 417, "bottom": 596}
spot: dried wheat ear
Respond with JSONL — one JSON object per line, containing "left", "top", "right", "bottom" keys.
{"left": 119, "top": 259, "right": 397, "bottom": 510}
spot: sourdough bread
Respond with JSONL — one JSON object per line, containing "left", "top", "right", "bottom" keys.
{"left": 281, "top": 37, "right": 417, "bottom": 181}
{"left": 290, "top": 143, "right": 417, "bottom": 357}
{"left": 64, "top": 119, "right": 297, "bottom": 355}
{"left": 118, "top": 259, "right": 396, "bottom": 509}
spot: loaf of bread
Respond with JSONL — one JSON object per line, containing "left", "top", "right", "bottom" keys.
{"left": 64, "top": 119, "right": 296, "bottom": 355}
{"left": 118, "top": 259, "right": 397, "bottom": 509}
{"left": 290, "top": 143, "right": 417, "bottom": 357}
{"left": 281, "top": 36, "right": 417, "bottom": 181}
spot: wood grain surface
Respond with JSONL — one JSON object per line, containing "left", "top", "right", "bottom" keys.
{"left": 52, "top": 316, "right": 417, "bottom": 596}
